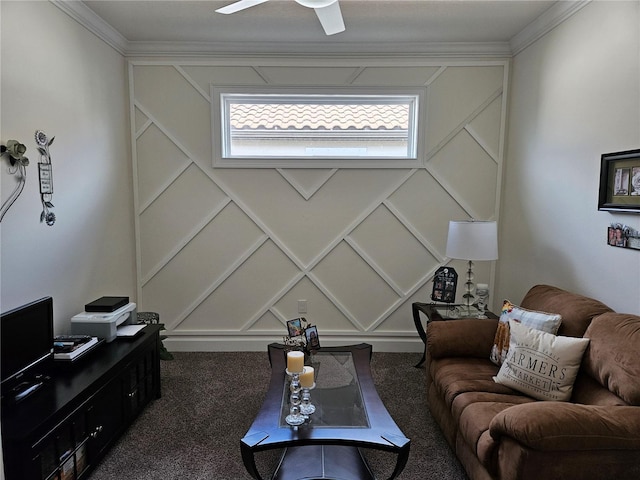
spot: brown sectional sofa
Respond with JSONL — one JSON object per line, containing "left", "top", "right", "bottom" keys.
{"left": 426, "top": 284, "right": 640, "bottom": 480}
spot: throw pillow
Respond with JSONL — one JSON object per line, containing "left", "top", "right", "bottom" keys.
{"left": 489, "top": 300, "right": 562, "bottom": 366}
{"left": 494, "top": 320, "right": 590, "bottom": 401}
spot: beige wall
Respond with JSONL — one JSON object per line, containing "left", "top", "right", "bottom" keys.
{"left": 0, "top": 1, "right": 134, "bottom": 330}
{"left": 3, "top": 0, "right": 637, "bottom": 360}
{"left": 130, "top": 60, "right": 507, "bottom": 351}
{"left": 498, "top": 0, "right": 640, "bottom": 313}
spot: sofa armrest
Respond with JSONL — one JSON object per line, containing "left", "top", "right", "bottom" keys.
{"left": 426, "top": 318, "right": 498, "bottom": 359}
{"left": 490, "top": 402, "right": 640, "bottom": 451}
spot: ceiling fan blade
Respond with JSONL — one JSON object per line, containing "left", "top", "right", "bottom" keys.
{"left": 314, "top": 1, "right": 345, "bottom": 36}
{"left": 215, "top": 0, "right": 270, "bottom": 15}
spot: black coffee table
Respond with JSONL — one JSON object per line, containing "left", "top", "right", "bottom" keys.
{"left": 241, "top": 343, "right": 410, "bottom": 480}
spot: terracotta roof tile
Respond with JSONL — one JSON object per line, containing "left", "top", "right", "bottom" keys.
{"left": 230, "top": 103, "right": 409, "bottom": 131}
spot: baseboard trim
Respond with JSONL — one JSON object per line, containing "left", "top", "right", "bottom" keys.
{"left": 163, "top": 336, "right": 424, "bottom": 353}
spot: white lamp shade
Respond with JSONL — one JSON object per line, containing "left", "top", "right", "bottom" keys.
{"left": 446, "top": 221, "right": 498, "bottom": 261}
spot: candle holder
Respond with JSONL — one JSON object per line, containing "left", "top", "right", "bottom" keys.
{"left": 285, "top": 371, "right": 306, "bottom": 426}
{"left": 300, "top": 383, "right": 316, "bottom": 415}
{"left": 298, "top": 365, "right": 316, "bottom": 416}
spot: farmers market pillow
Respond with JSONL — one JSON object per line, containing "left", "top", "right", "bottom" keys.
{"left": 489, "top": 300, "right": 562, "bottom": 366}
{"left": 494, "top": 320, "right": 590, "bottom": 401}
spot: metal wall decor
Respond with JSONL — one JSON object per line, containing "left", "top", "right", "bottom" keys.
{"left": 35, "top": 130, "right": 56, "bottom": 225}
{"left": 0, "top": 139, "right": 29, "bottom": 222}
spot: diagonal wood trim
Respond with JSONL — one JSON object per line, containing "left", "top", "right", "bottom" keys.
{"left": 132, "top": 60, "right": 507, "bottom": 345}
{"left": 425, "top": 86, "right": 503, "bottom": 161}
{"left": 383, "top": 198, "right": 444, "bottom": 263}
{"left": 165, "top": 234, "right": 270, "bottom": 331}
{"left": 344, "top": 236, "right": 405, "bottom": 296}
{"left": 174, "top": 65, "right": 211, "bottom": 102}
{"left": 140, "top": 198, "right": 232, "bottom": 286}
{"left": 241, "top": 272, "right": 306, "bottom": 331}
{"left": 465, "top": 123, "right": 499, "bottom": 163}
{"left": 276, "top": 168, "right": 338, "bottom": 200}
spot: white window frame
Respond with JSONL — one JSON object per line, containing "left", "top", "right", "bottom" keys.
{"left": 211, "top": 86, "right": 426, "bottom": 168}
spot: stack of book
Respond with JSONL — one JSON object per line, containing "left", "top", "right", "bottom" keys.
{"left": 53, "top": 335, "right": 102, "bottom": 361}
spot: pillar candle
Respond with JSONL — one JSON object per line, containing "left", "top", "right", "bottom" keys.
{"left": 300, "top": 366, "right": 314, "bottom": 388}
{"left": 287, "top": 351, "right": 304, "bottom": 373}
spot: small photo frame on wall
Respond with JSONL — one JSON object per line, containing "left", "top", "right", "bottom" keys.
{"left": 598, "top": 149, "right": 640, "bottom": 212}
{"left": 607, "top": 224, "right": 640, "bottom": 250}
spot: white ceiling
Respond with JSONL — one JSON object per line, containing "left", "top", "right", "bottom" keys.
{"left": 60, "top": 0, "right": 587, "bottom": 56}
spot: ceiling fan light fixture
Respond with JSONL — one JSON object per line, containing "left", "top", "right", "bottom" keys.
{"left": 215, "top": 0, "right": 269, "bottom": 15}
{"left": 215, "top": 0, "right": 345, "bottom": 36}
{"left": 295, "top": 0, "right": 338, "bottom": 8}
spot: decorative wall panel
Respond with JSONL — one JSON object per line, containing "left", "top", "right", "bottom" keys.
{"left": 129, "top": 59, "right": 508, "bottom": 351}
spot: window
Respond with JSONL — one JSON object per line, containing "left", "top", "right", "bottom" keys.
{"left": 212, "top": 87, "right": 425, "bottom": 168}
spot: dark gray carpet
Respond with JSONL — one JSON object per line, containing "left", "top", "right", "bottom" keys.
{"left": 90, "top": 351, "right": 468, "bottom": 480}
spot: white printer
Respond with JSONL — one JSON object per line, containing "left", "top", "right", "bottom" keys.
{"left": 71, "top": 302, "right": 137, "bottom": 342}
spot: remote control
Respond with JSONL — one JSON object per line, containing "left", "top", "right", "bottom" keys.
{"left": 14, "top": 382, "right": 43, "bottom": 402}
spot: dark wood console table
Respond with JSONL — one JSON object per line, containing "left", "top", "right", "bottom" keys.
{"left": 1, "top": 325, "right": 161, "bottom": 480}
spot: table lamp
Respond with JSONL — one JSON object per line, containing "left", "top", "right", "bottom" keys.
{"left": 445, "top": 220, "right": 498, "bottom": 316}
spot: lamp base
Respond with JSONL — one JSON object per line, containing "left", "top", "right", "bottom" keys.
{"left": 463, "top": 260, "right": 476, "bottom": 313}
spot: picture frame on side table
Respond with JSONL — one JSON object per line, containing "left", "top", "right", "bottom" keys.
{"left": 305, "top": 325, "right": 320, "bottom": 350}
{"left": 598, "top": 149, "right": 640, "bottom": 212}
{"left": 431, "top": 266, "right": 458, "bottom": 303}
{"left": 286, "top": 317, "right": 305, "bottom": 337}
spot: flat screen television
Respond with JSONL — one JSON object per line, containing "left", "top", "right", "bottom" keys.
{"left": 1, "top": 297, "right": 54, "bottom": 395}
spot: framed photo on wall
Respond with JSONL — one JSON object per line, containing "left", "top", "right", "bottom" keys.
{"left": 607, "top": 224, "right": 640, "bottom": 250}
{"left": 598, "top": 149, "right": 640, "bottom": 212}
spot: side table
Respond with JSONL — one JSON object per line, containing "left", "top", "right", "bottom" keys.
{"left": 412, "top": 303, "right": 499, "bottom": 367}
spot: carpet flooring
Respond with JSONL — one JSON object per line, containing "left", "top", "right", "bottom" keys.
{"left": 89, "top": 351, "right": 468, "bottom": 480}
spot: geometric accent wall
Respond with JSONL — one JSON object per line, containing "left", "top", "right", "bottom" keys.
{"left": 129, "top": 58, "right": 507, "bottom": 351}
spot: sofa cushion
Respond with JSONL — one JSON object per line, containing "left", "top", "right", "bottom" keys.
{"left": 582, "top": 312, "right": 640, "bottom": 405}
{"left": 431, "top": 357, "right": 513, "bottom": 408}
{"left": 476, "top": 430, "right": 497, "bottom": 475}
{"left": 490, "top": 299, "right": 562, "bottom": 366}
{"left": 460, "top": 402, "right": 509, "bottom": 447}
{"left": 427, "top": 318, "right": 498, "bottom": 359}
{"left": 490, "top": 402, "right": 640, "bottom": 451}
{"left": 571, "top": 373, "right": 629, "bottom": 406}
{"left": 451, "top": 391, "right": 535, "bottom": 424}
{"left": 519, "top": 284, "right": 612, "bottom": 337}
{"left": 457, "top": 401, "right": 538, "bottom": 475}
{"left": 494, "top": 320, "right": 589, "bottom": 401}
{"left": 451, "top": 392, "right": 536, "bottom": 470}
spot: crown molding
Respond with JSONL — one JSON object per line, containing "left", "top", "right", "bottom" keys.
{"left": 510, "top": 0, "right": 591, "bottom": 56}
{"left": 123, "top": 40, "right": 513, "bottom": 58}
{"left": 52, "top": 0, "right": 588, "bottom": 59}
{"left": 50, "top": 0, "right": 128, "bottom": 55}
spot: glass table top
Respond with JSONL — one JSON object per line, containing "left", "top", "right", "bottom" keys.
{"left": 279, "top": 351, "right": 369, "bottom": 428}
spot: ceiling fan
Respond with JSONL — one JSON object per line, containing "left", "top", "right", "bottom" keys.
{"left": 215, "top": 0, "right": 346, "bottom": 36}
